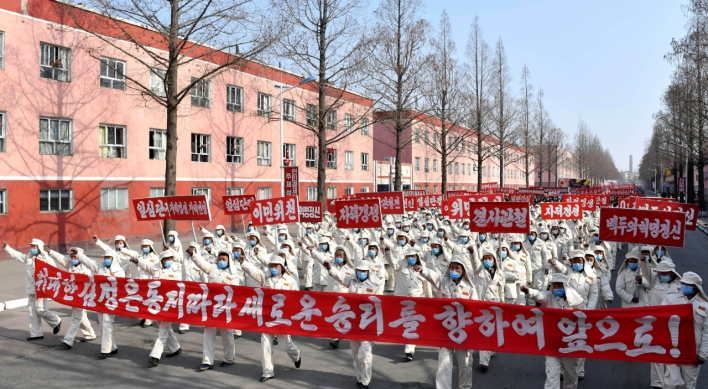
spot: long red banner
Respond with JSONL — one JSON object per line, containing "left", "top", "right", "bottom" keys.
{"left": 133, "top": 195, "right": 212, "bottom": 221}
{"left": 634, "top": 200, "right": 698, "bottom": 231}
{"left": 355, "top": 192, "right": 404, "bottom": 214}
{"left": 34, "top": 261, "right": 696, "bottom": 364}
{"left": 599, "top": 207, "right": 686, "bottom": 247}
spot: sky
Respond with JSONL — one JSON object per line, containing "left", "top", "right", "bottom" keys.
{"left": 399, "top": 0, "right": 687, "bottom": 173}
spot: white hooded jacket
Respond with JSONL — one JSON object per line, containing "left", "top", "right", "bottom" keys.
{"left": 5, "top": 239, "right": 58, "bottom": 295}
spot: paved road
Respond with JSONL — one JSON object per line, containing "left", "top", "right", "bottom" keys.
{"left": 1, "top": 231, "right": 707, "bottom": 388}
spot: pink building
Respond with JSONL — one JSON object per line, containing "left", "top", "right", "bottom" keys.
{"left": 532, "top": 147, "right": 576, "bottom": 187}
{"left": 0, "top": 0, "right": 374, "bottom": 247}
{"left": 373, "top": 111, "right": 532, "bottom": 193}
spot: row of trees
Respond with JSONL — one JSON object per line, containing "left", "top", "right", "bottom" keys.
{"left": 573, "top": 120, "right": 622, "bottom": 186}
{"left": 638, "top": 0, "right": 707, "bottom": 211}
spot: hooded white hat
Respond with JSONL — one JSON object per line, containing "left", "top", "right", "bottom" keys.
{"left": 29, "top": 238, "right": 46, "bottom": 253}
{"left": 655, "top": 261, "right": 681, "bottom": 279}
{"left": 680, "top": 271, "right": 708, "bottom": 301}
{"left": 550, "top": 273, "right": 585, "bottom": 307}
{"left": 114, "top": 235, "right": 131, "bottom": 250}
{"left": 140, "top": 239, "right": 156, "bottom": 254}
{"left": 268, "top": 254, "right": 292, "bottom": 275}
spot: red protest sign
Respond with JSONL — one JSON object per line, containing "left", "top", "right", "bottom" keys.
{"left": 540, "top": 202, "right": 582, "bottom": 220}
{"left": 447, "top": 190, "right": 470, "bottom": 197}
{"left": 249, "top": 196, "right": 300, "bottom": 226}
{"left": 403, "top": 190, "right": 426, "bottom": 196}
{"left": 283, "top": 166, "right": 299, "bottom": 197}
{"left": 133, "top": 195, "right": 211, "bottom": 221}
{"left": 480, "top": 183, "right": 498, "bottom": 191}
{"left": 563, "top": 195, "right": 599, "bottom": 211}
{"left": 609, "top": 189, "right": 636, "bottom": 197}
{"left": 334, "top": 199, "right": 382, "bottom": 228}
{"left": 299, "top": 201, "right": 323, "bottom": 223}
{"left": 35, "top": 260, "right": 696, "bottom": 365}
{"left": 355, "top": 192, "right": 404, "bottom": 214}
{"left": 497, "top": 187, "right": 517, "bottom": 195}
{"left": 599, "top": 208, "right": 686, "bottom": 247}
{"left": 410, "top": 195, "right": 444, "bottom": 210}
{"left": 635, "top": 200, "right": 699, "bottom": 231}
{"left": 508, "top": 193, "right": 533, "bottom": 203}
{"left": 468, "top": 202, "right": 530, "bottom": 234}
{"left": 222, "top": 195, "right": 256, "bottom": 215}
{"left": 441, "top": 195, "right": 504, "bottom": 219}
{"left": 618, "top": 197, "right": 636, "bottom": 209}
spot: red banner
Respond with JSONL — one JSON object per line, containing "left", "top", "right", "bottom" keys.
{"left": 635, "top": 200, "right": 699, "bottom": 231}
{"left": 355, "top": 192, "right": 404, "bottom": 214}
{"left": 441, "top": 195, "right": 503, "bottom": 219}
{"left": 540, "top": 202, "right": 582, "bottom": 220}
{"left": 609, "top": 189, "right": 636, "bottom": 197}
{"left": 469, "top": 202, "right": 530, "bottom": 234}
{"left": 508, "top": 193, "right": 533, "bottom": 204}
{"left": 480, "top": 183, "right": 498, "bottom": 191}
{"left": 447, "top": 191, "right": 470, "bottom": 197}
{"left": 519, "top": 188, "right": 545, "bottom": 195}
{"left": 133, "top": 195, "right": 211, "bottom": 221}
{"left": 563, "top": 195, "right": 600, "bottom": 211}
{"left": 497, "top": 187, "right": 517, "bottom": 195}
{"left": 222, "top": 195, "right": 256, "bottom": 215}
{"left": 334, "top": 199, "right": 382, "bottom": 229}
{"left": 299, "top": 201, "right": 323, "bottom": 223}
{"left": 618, "top": 197, "right": 636, "bottom": 209}
{"left": 34, "top": 261, "right": 696, "bottom": 364}
{"left": 249, "top": 196, "right": 299, "bottom": 226}
{"left": 599, "top": 208, "right": 686, "bottom": 247}
{"left": 403, "top": 190, "right": 426, "bottom": 196}
{"left": 283, "top": 167, "right": 299, "bottom": 197}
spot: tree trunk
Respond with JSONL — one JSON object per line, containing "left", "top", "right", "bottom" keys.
{"left": 499, "top": 146, "right": 504, "bottom": 187}
{"left": 163, "top": 0, "right": 180, "bottom": 238}
{"left": 317, "top": 1, "right": 328, "bottom": 208}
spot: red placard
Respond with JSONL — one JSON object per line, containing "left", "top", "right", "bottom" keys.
{"left": 133, "top": 195, "right": 212, "bottom": 221}
{"left": 334, "top": 199, "right": 382, "bottom": 228}
{"left": 599, "top": 207, "right": 686, "bottom": 247}
{"left": 563, "top": 195, "right": 599, "bottom": 211}
{"left": 635, "top": 196, "right": 676, "bottom": 203}
{"left": 540, "top": 202, "right": 582, "bottom": 220}
{"left": 518, "top": 188, "right": 544, "bottom": 195}
{"left": 468, "top": 202, "right": 530, "bottom": 234}
{"left": 35, "top": 260, "right": 696, "bottom": 365}
{"left": 222, "top": 195, "right": 256, "bottom": 215}
{"left": 480, "top": 182, "right": 499, "bottom": 191}
{"left": 446, "top": 190, "right": 470, "bottom": 197}
{"left": 508, "top": 193, "right": 533, "bottom": 203}
{"left": 634, "top": 200, "right": 699, "bottom": 231}
{"left": 618, "top": 197, "right": 636, "bottom": 209}
{"left": 403, "top": 190, "right": 426, "bottom": 196}
{"left": 249, "top": 196, "right": 300, "bottom": 226}
{"left": 408, "top": 194, "right": 444, "bottom": 210}
{"left": 497, "top": 187, "right": 517, "bottom": 195}
{"left": 441, "top": 195, "right": 505, "bottom": 219}
{"left": 283, "top": 166, "right": 299, "bottom": 197}
{"left": 299, "top": 201, "right": 323, "bottom": 223}
{"left": 355, "top": 192, "right": 404, "bottom": 214}
{"left": 609, "top": 189, "right": 636, "bottom": 197}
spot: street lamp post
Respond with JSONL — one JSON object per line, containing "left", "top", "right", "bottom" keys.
{"left": 275, "top": 75, "right": 317, "bottom": 196}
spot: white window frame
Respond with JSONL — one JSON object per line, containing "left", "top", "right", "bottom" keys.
{"left": 306, "top": 104, "right": 318, "bottom": 127}
{"left": 433, "top": 159, "right": 438, "bottom": 172}
{"left": 0, "top": 189, "right": 6, "bottom": 214}
{"left": 283, "top": 143, "right": 296, "bottom": 166}
{"left": 360, "top": 186, "right": 369, "bottom": 193}
{"left": 415, "top": 157, "right": 420, "bottom": 171}
{"left": 306, "top": 187, "right": 317, "bottom": 200}
{"left": 149, "top": 188, "right": 165, "bottom": 197}
{"left": 361, "top": 152, "right": 369, "bottom": 171}
{"left": 226, "top": 85, "right": 243, "bottom": 113}
{"left": 100, "top": 188, "right": 129, "bottom": 210}
{"left": 306, "top": 146, "right": 317, "bottom": 168}
{"left": 455, "top": 162, "right": 459, "bottom": 174}
{"left": 0, "top": 111, "right": 5, "bottom": 152}
{"left": 192, "top": 187, "right": 212, "bottom": 203}
{"left": 414, "top": 128, "right": 420, "bottom": 143}
{"left": 39, "top": 117, "right": 72, "bottom": 156}
{"left": 424, "top": 158, "right": 429, "bottom": 172}
{"left": 283, "top": 99, "right": 296, "bottom": 122}
{"left": 257, "top": 141, "right": 272, "bottom": 166}
{"left": 257, "top": 187, "right": 272, "bottom": 200}
{"left": 191, "top": 77, "right": 211, "bottom": 108}
{"left": 327, "top": 187, "right": 337, "bottom": 199}
{"left": 150, "top": 68, "right": 166, "bottom": 97}
{"left": 257, "top": 93, "right": 272, "bottom": 118}
{"left": 99, "top": 57, "right": 126, "bottom": 90}
{"left": 361, "top": 118, "right": 369, "bottom": 136}
{"left": 191, "top": 133, "right": 211, "bottom": 162}
{"left": 99, "top": 124, "right": 127, "bottom": 159}
{"left": 327, "top": 149, "right": 337, "bottom": 169}
{"left": 326, "top": 110, "right": 337, "bottom": 131}
{"left": 39, "top": 42, "right": 70, "bottom": 82}
{"left": 226, "top": 136, "right": 243, "bottom": 164}
{"left": 149, "top": 129, "right": 166, "bottom": 160}
{"left": 40, "top": 189, "right": 73, "bottom": 212}
{"left": 226, "top": 187, "right": 244, "bottom": 196}
{"left": 433, "top": 185, "right": 438, "bottom": 194}
{"left": 0, "top": 31, "right": 4, "bottom": 70}
{"left": 344, "top": 187, "right": 354, "bottom": 195}
{"left": 345, "top": 114, "right": 354, "bottom": 133}
{"left": 345, "top": 151, "right": 353, "bottom": 170}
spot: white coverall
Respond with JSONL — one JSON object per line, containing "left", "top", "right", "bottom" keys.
{"left": 385, "top": 249, "right": 426, "bottom": 356}
{"left": 469, "top": 254, "right": 504, "bottom": 368}
{"left": 50, "top": 251, "right": 96, "bottom": 345}
{"left": 661, "top": 292, "right": 708, "bottom": 389}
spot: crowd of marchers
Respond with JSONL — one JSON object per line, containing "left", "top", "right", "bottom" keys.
{"left": 2, "top": 205, "right": 707, "bottom": 389}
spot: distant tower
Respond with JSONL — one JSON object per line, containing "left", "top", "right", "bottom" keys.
{"left": 629, "top": 155, "right": 633, "bottom": 181}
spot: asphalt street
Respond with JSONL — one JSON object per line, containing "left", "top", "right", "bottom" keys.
{"left": 0, "top": 231, "right": 707, "bottom": 388}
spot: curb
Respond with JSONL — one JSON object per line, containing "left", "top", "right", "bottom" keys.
{"left": 0, "top": 298, "right": 28, "bottom": 312}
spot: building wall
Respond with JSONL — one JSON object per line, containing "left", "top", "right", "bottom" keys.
{"left": 0, "top": 2, "right": 373, "bottom": 246}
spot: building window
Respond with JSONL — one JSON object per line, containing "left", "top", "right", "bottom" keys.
{"left": 468, "top": 164, "right": 471, "bottom": 175}
{"left": 425, "top": 184, "right": 430, "bottom": 193}
{"left": 192, "top": 187, "right": 211, "bottom": 203}
{"left": 306, "top": 146, "right": 317, "bottom": 168}
{"left": 306, "top": 104, "right": 318, "bottom": 127}
{"left": 433, "top": 133, "right": 438, "bottom": 146}
{"left": 361, "top": 118, "right": 369, "bottom": 136}
{"left": 40, "top": 189, "right": 73, "bottom": 212}
{"left": 39, "top": 117, "right": 72, "bottom": 156}
{"left": 424, "top": 158, "right": 429, "bottom": 172}
{"left": 226, "top": 136, "right": 243, "bottom": 164}
{"left": 257, "top": 187, "right": 272, "bottom": 200}
{"left": 100, "top": 188, "right": 128, "bottom": 210}
{"left": 191, "top": 78, "right": 210, "bottom": 108}
{"left": 327, "top": 149, "right": 337, "bottom": 169}
{"left": 226, "top": 85, "right": 243, "bottom": 113}
{"left": 0, "top": 111, "right": 5, "bottom": 152}
{"left": 150, "top": 68, "right": 166, "bottom": 97}
{"left": 433, "top": 159, "right": 438, "bottom": 172}
{"left": 424, "top": 131, "right": 429, "bottom": 144}
{"left": 448, "top": 163, "right": 452, "bottom": 174}
{"left": 283, "top": 143, "right": 296, "bottom": 166}
{"left": 0, "top": 31, "right": 4, "bottom": 70}
{"left": 150, "top": 188, "right": 165, "bottom": 197}
{"left": 283, "top": 99, "right": 296, "bottom": 122}
{"left": 344, "top": 187, "right": 354, "bottom": 195}
{"left": 257, "top": 93, "right": 271, "bottom": 118}
{"left": 345, "top": 151, "right": 353, "bottom": 170}
{"left": 455, "top": 162, "right": 459, "bottom": 174}
{"left": 39, "top": 43, "right": 70, "bottom": 82}
{"left": 414, "top": 128, "right": 420, "bottom": 143}
{"left": 0, "top": 189, "right": 5, "bottom": 214}
{"left": 149, "top": 129, "right": 166, "bottom": 160}
{"left": 415, "top": 157, "right": 420, "bottom": 171}
{"left": 361, "top": 153, "right": 369, "bottom": 171}
{"left": 327, "top": 187, "right": 337, "bottom": 199}
{"left": 345, "top": 114, "right": 354, "bottom": 133}
{"left": 191, "top": 134, "right": 211, "bottom": 162}
{"left": 99, "top": 57, "right": 126, "bottom": 90}
{"left": 257, "top": 141, "right": 272, "bottom": 166}
{"left": 433, "top": 185, "right": 438, "bottom": 193}
{"left": 226, "top": 187, "right": 244, "bottom": 196}
{"left": 360, "top": 186, "right": 369, "bottom": 193}
{"left": 306, "top": 187, "right": 317, "bottom": 200}
{"left": 326, "top": 110, "right": 337, "bottom": 131}
{"left": 99, "top": 125, "right": 127, "bottom": 158}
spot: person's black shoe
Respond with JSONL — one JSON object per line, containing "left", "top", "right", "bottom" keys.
{"left": 560, "top": 373, "right": 564, "bottom": 381}
{"left": 273, "top": 336, "right": 278, "bottom": 345}
{"left": 100, "top": 353, "right": 111, "bottom": 359}
{"left": 220, "top": 361, "right": 234, "bottom": 367}
{"left": 198, "top": 364, "right": 213, "bottom": 371}
{"left": 330, "top": 339, "right": 340, "bottom": 349}
{"left": 59, "top": 342, "right": 72, "bottom": 350}
{"left": 111, "top": 349, "right": 118, "bottom": 355}
{"left": 27, "top": 336, "right": 44, "bottom": 341}
{"left": 259, "top": 376, "right": 274, "bottom": 382}
{"left": 405, "top": 353, "right": 413, "bottom": 361}
{"left": 140, "top": 319, "right": 147, "bottom": 328}
{"left": 294, "top": 357, "right": 301, "bottom": 368}
{"left": 361, "top": 385, "right": 369, "bottom": 389}
{"left": 356, "top": 381, "right": 363, "bottom": 387}
{"left": 166, "top": 348, "right": 181, "bottom": 358}
{"left": 53, "top": 320, "right": 62, "bottom": 335}
{"left": 149, "top": 357, "right": 160, "bottom": 366}
{"left": 578, "top": 376, "right": 584, "bottom": 381}
{"left": 480, "top": 364, "right": 488, "bottom": 372}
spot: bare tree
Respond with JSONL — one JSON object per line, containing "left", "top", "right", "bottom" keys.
{"left": 533, "top": 89, "right": 550, "bottom": 186}
{"left": 519, "top": 64, "right": 534, "bottom": 187}
{"left": 365, "top": 0, "right": 430, "bottom": 191}
{"left": 63, "top": 0, "right": 278, "bottom": 235}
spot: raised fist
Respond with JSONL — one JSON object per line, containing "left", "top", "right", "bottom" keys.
{"left": 92, "top": 235, "right": 98, "bottom": 243}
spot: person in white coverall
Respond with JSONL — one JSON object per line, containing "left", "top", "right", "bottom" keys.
{"left": 616, "top": 250, "right": 650, "bottom": 307}
{"left": 129, "top": 250, "right": 183, "bottom": 366}
{"left": 236, "top": 254, "right": 302, "bottom": 382}
{"left": 50, "top": 249, "right": 97, "bottom": 348}
{"left": 521, "top": 273, "right": 586, "bottom": 389}
{"left": 75, "top": 247, "right": 126, "bottom": 358}
{"left": 646, "top": 261, "right": 681, "bottom": 389}
{"left": 93, "top": 234, "right": 132, "bottom": 275}
{"left": 416, "top": 255, "right": 478, "bottom": 389}
{"left": 661, "top": 272, "right": 708, "bottom": 389}
{"left": 467, "top": 248, "right": 504, "bottom": 372}
{"left": 313, "top": 244, "right": 355, "bottom": 349}
{"left": 121, "top": 239, "right": 160, "bottom": 328}
{"left": 326, "top": 260, "right": 382, "bottom": 389}
{"left": 3, "top": 239, "right": 62, "bottom": 340}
